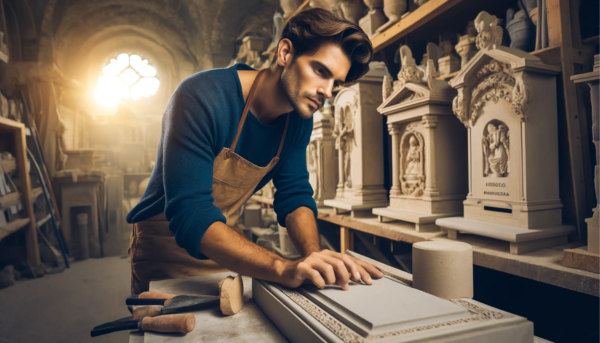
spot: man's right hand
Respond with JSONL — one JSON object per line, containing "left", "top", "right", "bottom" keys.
{"left": 276, "top": 250, "right": 383, "bottom": 290}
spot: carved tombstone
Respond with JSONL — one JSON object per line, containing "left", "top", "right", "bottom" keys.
{"left": 373, "top": 47, "right": 467, "bottom": 232}
{"left": 436, "top": 13, "right": 574, "bottom": 254}
{"left": 324, "top": 62, "right": 390, "bottom": 217}
{"left": 308, "top": 100, "right": 338, "bottom": 207}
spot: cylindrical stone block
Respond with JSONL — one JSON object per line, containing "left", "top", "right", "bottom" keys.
{"left": 412, "top": 241, "right": 473, "bottom": 299}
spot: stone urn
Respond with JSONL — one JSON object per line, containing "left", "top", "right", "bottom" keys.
{"left": 506, "top": 6, "right": 536, "bottom": 52}
{"left": 281, "top": 0, "right": 304, "bottom": 19}
{"left": 375, "top": 0, "right": 407, "bottom": 34}
{"left": 340, "top": 0, "right": 367, "bottom": 24}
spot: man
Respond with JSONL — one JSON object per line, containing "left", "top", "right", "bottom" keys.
{"left": 126, "top": 8, "right": 383, "bottom": 295}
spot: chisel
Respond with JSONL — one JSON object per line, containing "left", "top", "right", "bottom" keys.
{"left": 91, "top": 313, "right": 195, "bottom": 337}
{"left": 126, "top": 293, "right": 220, "bottom": 314}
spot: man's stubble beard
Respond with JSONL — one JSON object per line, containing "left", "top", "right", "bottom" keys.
{"left": 280, "top": 64, "right": 320, "bottom": 120}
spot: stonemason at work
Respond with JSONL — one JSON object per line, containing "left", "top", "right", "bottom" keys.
{"left": 126, "top": 8, "right": 384, "bottom": 295}
{"left": 0, "top": 1, "right": 597, "bottom": 343}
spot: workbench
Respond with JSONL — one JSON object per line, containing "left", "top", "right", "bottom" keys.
{"left": 128, "top": 270, "right": 554, "bottom": 342}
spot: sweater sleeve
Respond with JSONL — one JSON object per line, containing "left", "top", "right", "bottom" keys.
{"left": 162, "top": 88, "right": 226, "bottom": 259}
{"left": 272, "top": 117, "right": 318, "bottom": 227}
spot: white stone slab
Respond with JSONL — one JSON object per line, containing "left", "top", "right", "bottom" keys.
{"left": 254, "top": 277, "right": 534, "bottom": 343}
{"left": 373, "top": 207, "right": 460, "bottom": 224}
{"left": 299, "top": 277, "right": 469, "bottom": 337}
{"left": 436, "top": 217, "right": 574, "bottom": 243}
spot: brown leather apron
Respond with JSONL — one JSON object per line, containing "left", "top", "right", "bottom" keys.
{"left": 129, "top": 69, "right": 290, "bottom": 294}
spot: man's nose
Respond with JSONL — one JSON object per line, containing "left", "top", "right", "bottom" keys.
{"left": 318, "top": 80, "right": 334, "bottom": 100}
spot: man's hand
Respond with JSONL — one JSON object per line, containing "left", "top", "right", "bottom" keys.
{"left": 277, "top": 250, "right": 384, "bottom": 290}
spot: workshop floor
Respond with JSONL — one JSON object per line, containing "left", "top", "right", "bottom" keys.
{"left": 0, "top": 256, "right": 132, "bottom": 343}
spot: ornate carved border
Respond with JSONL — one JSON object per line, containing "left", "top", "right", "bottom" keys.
{"left": 452, "top": 59, "right": 530, "bottom": 128}
{"left": 274, "top": 284, "right": 508, "bottom": 343}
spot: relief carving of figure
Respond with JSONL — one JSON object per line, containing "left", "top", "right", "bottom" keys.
{"left": 307, "top": 142, "right": 319, "bottom": 199}
{"left": 333, "top": 106, "right": 355, "bottom": 189}
{"left": 482, "top": 123, "right": 510, "bottom": 177}
{"left": 404, "top": 136, "right": 421, "bottom": 179}
{"left": 399, "top": 130, "right": 425, "bottom": 196}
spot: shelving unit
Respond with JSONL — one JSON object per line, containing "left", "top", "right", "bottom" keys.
{"left": 0, "top": 116, "right": 40, "bottom": 267}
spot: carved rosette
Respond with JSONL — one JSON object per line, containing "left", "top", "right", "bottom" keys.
{"left": 399, "top": 126, "right": 426, "bottom": 197}
{"left": 452, "top": 59, "right": 530, "bottom": 127}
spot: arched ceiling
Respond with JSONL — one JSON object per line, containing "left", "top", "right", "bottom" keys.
{"left": 9, "top": 0, "right": 280, "bottom": 79}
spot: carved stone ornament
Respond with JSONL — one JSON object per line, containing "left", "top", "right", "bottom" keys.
{"left": 399, "top": 126, "right": 426, "bottom": 196}
{"left": 474, "top": 11, "right": 503, "bottom": 51}
{"left": 396, "top": 45, "right": 424, "bottom": 90}
{"left": 482, "top": 121, "right": 510, "bottom": 177}
{"left": 452, "top": 59, "right": 530, "bottom": 128}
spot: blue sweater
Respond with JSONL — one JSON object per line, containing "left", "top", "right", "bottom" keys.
{"left": 126, "top": 63, "right": 317, "bottom": 259}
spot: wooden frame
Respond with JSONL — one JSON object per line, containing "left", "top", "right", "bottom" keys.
{"left": 0, "top": 116, "right": 40, "bottom": 267}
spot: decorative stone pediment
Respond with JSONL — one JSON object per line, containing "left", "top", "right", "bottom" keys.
{"left": 378, "top": 78, "right": 455, "bottom": 115}
{"left": 449, "top": 47, "right": 559, "bottom": 128}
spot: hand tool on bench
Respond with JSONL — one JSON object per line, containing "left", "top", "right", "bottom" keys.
{"left": 126, "top": 291, "right": 220, "bottom": 315}
{"left": 91, "top": 313, "right": 195, "bottom": 337}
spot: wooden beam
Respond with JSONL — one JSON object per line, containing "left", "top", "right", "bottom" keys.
{"left": 12, "top": 120, "right": 40, "bottom": 267}
{"left": 545, "top": 0, "right": 592, "bottom": 240}
{"left": 371, "top": 0, "right": 464, "bottom": 53}
{"left": 340, "top": 226, "right": 353, "bottom": 253}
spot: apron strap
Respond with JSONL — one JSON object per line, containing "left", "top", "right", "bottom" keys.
{"left": 227, "top": 69, "right": 266, "bottom": 158}
{"left": 227, "top": 69, "right": 291, "bottom": 160}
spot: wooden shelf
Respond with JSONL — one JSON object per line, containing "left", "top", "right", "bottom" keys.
{"left": 36, "top": 213, "right": 52, "bottom": 228}
{"left": 316, "top": 207, "right": 444, "bottom": 244}
{"left": 371, "top": 0, "right": 465, "bottom": 53}
{"left": 0, "top": 218, "right": 31, "bottom": 241}
{"left": 316, "top": 207, "right": 598, "bottom": 296}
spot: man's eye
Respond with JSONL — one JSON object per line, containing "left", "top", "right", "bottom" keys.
{"left": 316, "top": 68, "right": 323, "bottom": 75}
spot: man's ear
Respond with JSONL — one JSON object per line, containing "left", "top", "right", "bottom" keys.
{"left": 277, "top": 39, "right": 294, "bottom": 67}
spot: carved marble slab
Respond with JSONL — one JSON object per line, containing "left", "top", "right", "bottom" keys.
{"left": 254, "top": 276, "right": 534, "bottom": 343}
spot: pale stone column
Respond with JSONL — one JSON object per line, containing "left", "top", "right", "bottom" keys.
{"left": 388, "top": 123, "right": 401, "bottom": 196}
{"left": 422, "top": 116, "right": 440, "bottom": 196}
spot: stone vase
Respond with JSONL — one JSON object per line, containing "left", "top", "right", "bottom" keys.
{"left": 340, "top": 0, "right": 367, "bottom": 24}
{"left": 375, "top": 0, "right": 407, "bottom": 34}
{"left": 506, "top": 8, "right": 536, "bottom": 52}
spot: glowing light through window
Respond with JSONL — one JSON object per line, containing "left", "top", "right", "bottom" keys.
{"left": 96, "top": 53, "right": 160, "bottom": 107}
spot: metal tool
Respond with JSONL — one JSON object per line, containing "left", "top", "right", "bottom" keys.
{"left": 91, "top": 313, "right": 195, "bottom": 337}
{"left": 126, "top": 294, "right": 220, "bottom": 314}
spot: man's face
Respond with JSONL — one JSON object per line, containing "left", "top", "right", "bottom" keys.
{"left": 280, "top": 41, "right": 352, "bottom": 119}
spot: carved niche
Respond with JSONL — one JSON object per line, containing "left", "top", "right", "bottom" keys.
{"left": 399, "top": 125, "right": 426, "bottom": 196}
{"left": 482, "top": 120, "right": 510, "bottom": 177}
{"left": 452, "top": 59, "right": 529, "bottom": 128}
{"left": 332, "top": 93, "right": 357, "bottom": 190}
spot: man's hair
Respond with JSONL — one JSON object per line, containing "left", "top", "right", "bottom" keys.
{"left": 274, "top": 8, "right": 373, "bottom": 83}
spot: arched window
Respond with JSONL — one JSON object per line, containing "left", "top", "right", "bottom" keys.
{"left": 95, "top": 53, "right": 160, "bottom": 107}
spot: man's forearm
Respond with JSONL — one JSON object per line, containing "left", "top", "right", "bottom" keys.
{"left": 199, "top": 221, "right": 288, "bottom": 282}
{"left": 284, "top": 206, "right": 320, "bottom": 256}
